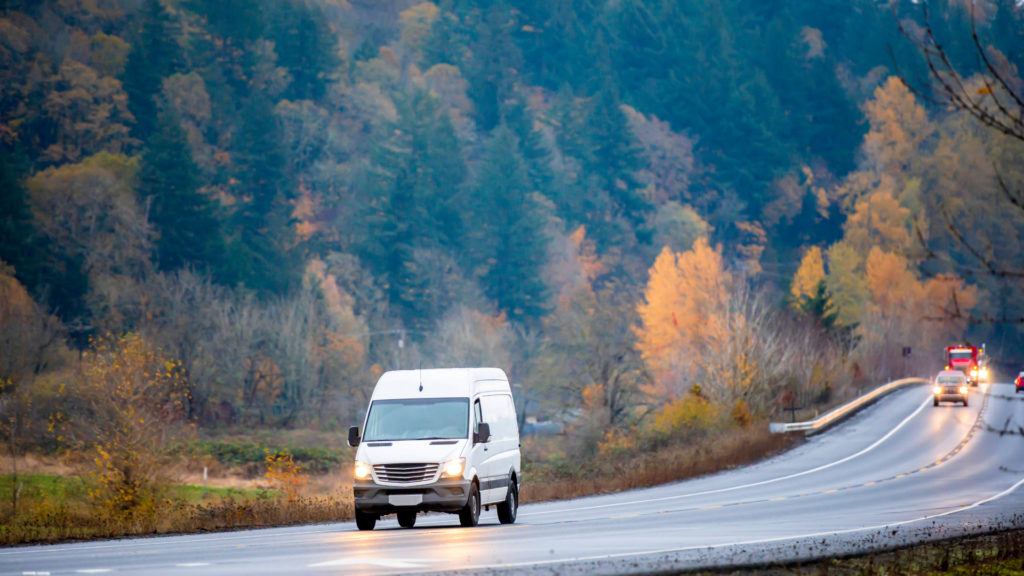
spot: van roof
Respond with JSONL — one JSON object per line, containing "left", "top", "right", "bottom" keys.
{"left": 371, "top": 368, "right": 510, "bottom": 401}
{"left": 936, "top": 369, "right": 966, "bottom": 379}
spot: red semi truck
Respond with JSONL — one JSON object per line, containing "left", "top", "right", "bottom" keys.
{"left": 946, "top": 345, "right": 988, "bottom": 386}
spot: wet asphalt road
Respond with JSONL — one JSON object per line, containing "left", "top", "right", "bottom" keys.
{"left": 3, "top": 381, "right": 1024, "bottom": 576}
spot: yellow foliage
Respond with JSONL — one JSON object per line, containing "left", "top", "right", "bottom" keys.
{"left": 825, "top": 241, "right": 868, "bottom": 327}
{"left": 862, "top": 77, "right": 935, "bottom": 174}
{"left": 843, "top": 187, "right": 911, "bottom": 255}
{"left": 264, "top": 450, "right": 308, "bottom": 502}
{"left": 791, "top": 246, "right": 826, "bottom": 305}
{"left": 596, "top": 426, "right": 638, "bottom": 460}
{"left": 648, "top": 394, "right": 719, "bottom": 440}
{"left": 581, "top": 383, "right": 606, "bottom": 414}
{"left": 635, "top": 238, "right": 731, "bottom": 399}
{"left": 731, "top": 399, "right": 752, "bottom": 427}
{"left": 865, "top": 247, "right": 919, "bottom": 315}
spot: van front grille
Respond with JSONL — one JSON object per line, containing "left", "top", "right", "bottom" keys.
{"left": 374, "top": 463, "right": 438, "bottom": 483}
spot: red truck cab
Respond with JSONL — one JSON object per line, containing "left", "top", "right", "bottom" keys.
{"left": 946, "top": 346, "right": 983, "bottom": 386}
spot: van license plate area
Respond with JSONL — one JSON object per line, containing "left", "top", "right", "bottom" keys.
{"left": 389, "top": 494, "right": 423, "bottom": 507}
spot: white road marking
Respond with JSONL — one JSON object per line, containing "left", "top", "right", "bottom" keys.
{"left": 175, "top": 563, "right": 210, "bottom": 567}
{"left": 523, "top": 393, "right": 934, "bottom": 517}
{"left": 22, "top": 572, "right": 51, "bottom": 575}
{"left": 460, "top": 473, "right": 1024, "bottom": 572}
{"left": 76, "top": 570, "right": 112, "bottom": 574}
{"left": 309, "top": 557, "right": 440, "bottom": 569}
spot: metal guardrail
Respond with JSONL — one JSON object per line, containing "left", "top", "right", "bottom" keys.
{"left": 769, "top": 377, "right": 930, "bottom": 435}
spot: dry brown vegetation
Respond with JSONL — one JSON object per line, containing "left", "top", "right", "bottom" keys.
{"left": 522, "top": 424, "right": 798, "bottom": 503}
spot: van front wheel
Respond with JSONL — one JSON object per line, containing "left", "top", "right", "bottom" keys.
{"left": 355, "top": 509, "right": 376, "bottom": 531}
{"left": 459, "top": 483, "right": 480, "bottom": 527}
{"left": 497, "top": 480, "right": 517, "bottom": 524}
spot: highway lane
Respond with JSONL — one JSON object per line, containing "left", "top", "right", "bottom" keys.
{"left": 3, "top": 381, "right": 1023, "bottom": 576}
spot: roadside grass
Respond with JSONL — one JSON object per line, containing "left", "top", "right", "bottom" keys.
{"left": 0, "top": 472, "right": 353, "bottom": 546}
{"left": 689, "top": 528, "right": 1024, "bottom": 575}
{"left": 1, "top": 424, "right": 795, "bottom": 545}
{"left": 521, "top": 422, "right": 799, "bottom": 503}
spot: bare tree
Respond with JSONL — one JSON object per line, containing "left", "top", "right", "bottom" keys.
{"left": 896, "top": 2, "right": 1024, "bottom": 325}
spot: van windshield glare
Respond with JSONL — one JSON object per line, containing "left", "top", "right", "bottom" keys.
{"left": 363, "top": 397, "right": 469, "bottom": 441}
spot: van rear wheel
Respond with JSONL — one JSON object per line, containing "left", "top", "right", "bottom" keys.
{"left": 397, "top": 510, "right": 417, "bottom": 528}
{"left": 497, "top": 480, "right": 517, "bottom": 524}
{"left": 355, "top": 509, "right": 376, "bottom": 531}
{"left": 459, "top": 483, "right": 480, "bottom": 527}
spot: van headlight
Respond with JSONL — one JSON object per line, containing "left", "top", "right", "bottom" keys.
{"left": 970, "top": 367, "right": 978, "bottom": 376}
{"left": 933, "top": 386, "right": 942, "bottom": 395}
{"left": 442, "top": 458, "right": 465, "bottom": 478}
{"left": 354, "top": 460, "right": 372, "bottom": 480}
{"left": 980, "top": 367, "right": 988, "bottom": 378}
{"left": 959, "top": 386, "right": 969, "bottom": 395}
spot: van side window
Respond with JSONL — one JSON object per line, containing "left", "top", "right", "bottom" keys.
{"left": 480, "top": 395, "right": 516, "bottom": 441}
{"left": 473, "top": 399, "right": 483, "bottom": 434}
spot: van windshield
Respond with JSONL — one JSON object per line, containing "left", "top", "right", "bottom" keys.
{"left": 363, "top": 397, "right": 469, "bottom": 441}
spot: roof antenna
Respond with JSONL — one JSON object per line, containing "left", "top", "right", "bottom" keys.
{"left": 418, "top": 363, "right": 423, "bottom": 392}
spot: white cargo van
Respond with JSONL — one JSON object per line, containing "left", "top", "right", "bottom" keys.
{"left": 347, "top": 368, "right": 521, "bottom": 530}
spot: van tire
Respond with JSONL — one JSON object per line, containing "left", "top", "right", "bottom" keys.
{"left": 933, "top": 398, "right": 939, "bottom": 407}
{"left": 963, "top": 398, "right": 968, "bottom": 407}
{"left": 397, "top": 510, "right": 417, "bottom": 528}
{"left": 459, "top": 482, "right": 480, "bottom": 527}
{"left": 355, "top": 510, "right": 376, "bottom": 531}
{"left": 497, "top": 479, "right": 517, "bottom": 524}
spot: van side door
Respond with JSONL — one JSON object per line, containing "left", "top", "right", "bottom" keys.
{"left": 479, "top": 394, "right": 517, "bottom": 504}
{"left": 469, "top": 398, "right": 495, "bottom": 501}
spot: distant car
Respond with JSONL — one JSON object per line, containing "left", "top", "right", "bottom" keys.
{"left": 933, "top": 370, "right": 969, "bottom": 407}
{"left": 1016, "top": 372, "right": 1024, "bottom": 394}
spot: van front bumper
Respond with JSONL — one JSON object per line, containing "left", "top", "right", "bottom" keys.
{"left": 353, "top": 478, "right": 471, "bottom": 515}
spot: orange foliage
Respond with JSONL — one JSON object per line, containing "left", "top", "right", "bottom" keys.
{"left": 843, "top": 187, "right": 911, "bottom": 255}
{"left": 635, "top": 238, "right": 732, "bottom": 399}
{"left": 263, "top": 450, "right": 309, "bottom": 502}
{"left": 862, "top": 77, "right": 935, "bottom": 174}
{"left": 791, "top": 246, "right": 826, "bottom": 305}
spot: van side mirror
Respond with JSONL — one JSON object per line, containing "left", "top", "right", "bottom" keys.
{"left": 348, "top": 426, "right": 361, "bottom": 447}
{"left": 475, "top": 422, "right": 491, "bottom": 444}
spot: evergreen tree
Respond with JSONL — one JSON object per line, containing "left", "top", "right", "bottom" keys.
{"left": 122, "top": 0, "right": 184, "bottom": 139}
{"left": 0, "top": 149, "right": 89, "bottom": 324}
{"left": 358, "top": 89, "right": 468, "bottom": 327}
{"left": 503, "top": 98, "right": 554, "bottom": 196}
{"left": 265, "top": 1, "right": 340, "bottom": 102}
{"left": 469, "top": 126, "right": 550, "bottom": 322}
{"left": 223, "top": 95, "right": 298, "bottom": 295}
{"left": 462, "top": 2, "right": 524, "bottom": 132}
{"left": 138, "top": 111, "right": 223, "bottom": 275}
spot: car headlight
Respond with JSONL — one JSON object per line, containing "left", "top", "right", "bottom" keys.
{"left": 970, "top": 367, "right": 978, "bottom": 376}
{"left": 959, "top": 386, "right": 969, "bottom": 395}
{"left": 933, "top": 386, "right": 942, "bottom": 395}
{"left": 442, "top": 457, "right": 465, "bottom": 478}
{"left": 980, "top": 367, "right": 988, "bottom": 378}
{"left": 354, "top": 460, "right": 372, "bottom": 480}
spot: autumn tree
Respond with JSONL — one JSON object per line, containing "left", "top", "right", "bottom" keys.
{"left": 635, "top": 238, "right": 732, "bottom": 400}
{"left": 63, "top": 334, "right": 188, "bottom": 521}
{"left": 0, "top": 264, "right": 63, "bottom": 518}
{"left": 42, "top": 60, "right": 134, "bottom": 164}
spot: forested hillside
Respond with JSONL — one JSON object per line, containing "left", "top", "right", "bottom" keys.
{"left": 1, "top": 0, "right": 1023, "bottom": 439}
